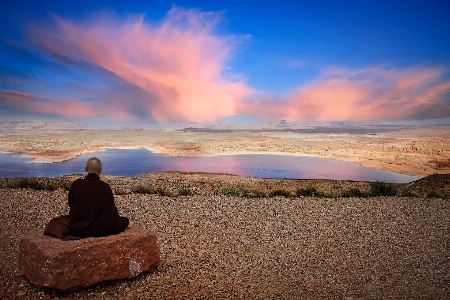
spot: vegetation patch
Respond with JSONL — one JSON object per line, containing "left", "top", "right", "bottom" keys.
{"left": 295, "top": 186, "right": 327, "bottom": 197}
{"left": 16, "top": 178, "right": 57, "bottom": 191}
{"left": 213, "top": 186, "right": 242, "bottom": 197}
{"left": 132, "top": 185, "right": 154, "bottom": 195}
{"left": 60, "top": 180, "right": 72, "bottom": 191}
{"left": 341, "top": 188, "right": 366, "bottom": 198}
{"left": 269, "top": 189, "right": 292, "bottom": 197}
{"left": 427, "top": 190, "right": 441, "bottom": 198}
{"left": 400, "top": 190, "right": 418, "bottom": 198}
{"left": 369, "top": 181, "right": 398, "bottom": 197}
{"left": 154, "top": 187, "right": 174, "bottom": 197}
{"left": 178, "top": 188, "right": 193, "bottom": 196}
{"left": 3, "top": 177, "right": 71, "bottom": 191}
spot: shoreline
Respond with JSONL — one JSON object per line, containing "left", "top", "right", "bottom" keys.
{"left": 1, "top": 126, "right": 448, "bottom": 177}
{"left": 1, "top": 146, "right": 424, "bottom": 178}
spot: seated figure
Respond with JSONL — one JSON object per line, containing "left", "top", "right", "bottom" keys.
{"left": 68, "top": 157, "right": 129, "bottom": 237}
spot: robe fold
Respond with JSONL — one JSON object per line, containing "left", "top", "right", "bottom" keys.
{"left": 68, "top": 173, "right": 129, "bottom": 237}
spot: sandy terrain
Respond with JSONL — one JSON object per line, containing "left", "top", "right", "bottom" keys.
{"left": 1, "top": 125, "right": 449, "bottom": 177}
{"left": 2, "top": 171, "right": 449, "bottom": 199}
{"left": 1, "top": 122, "right": 448, "bottom": 298}
{"left": 0, "top": 172, "right": 448, "bottom": 299}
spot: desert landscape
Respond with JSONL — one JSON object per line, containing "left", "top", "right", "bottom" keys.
{"left": 0, "top": 121, "right": 449, "bottom": 299}
{"left": 0, "top": 172, "right": 448, "bottom": 299}
{"left": 0, "top": 121, "right": 449, "bottom": 177}
{"left": 2, "top": 1, "right": 450, "bottom": 298}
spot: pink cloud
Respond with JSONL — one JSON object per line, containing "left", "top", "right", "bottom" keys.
{"left": 0, "top": 90, "right": 135, "bottom": 120}
{"left": 13, "top": 8, "right": 450, "bottom": 123}
{"left": 28, "top": 7, "right": 253, "bottom": 123}
{"left": 238, "top": 67, "right": 450, "bottom": 121}
{"left": 0, "top": 90, "right": 95, "bottom": 118}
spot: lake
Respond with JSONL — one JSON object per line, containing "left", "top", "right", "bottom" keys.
{"left": 0, "top": 148, "right": 420, "bottom": 183}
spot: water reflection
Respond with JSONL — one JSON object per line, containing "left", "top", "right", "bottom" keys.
{"left": 0, "top": 148, "right": 420, "bottom": 183}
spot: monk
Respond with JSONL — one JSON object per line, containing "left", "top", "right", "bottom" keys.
{"left": 68, "top": 157, "right": 129, "bottom": 237}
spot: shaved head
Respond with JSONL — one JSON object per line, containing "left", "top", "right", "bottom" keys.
{"left": 85, "top": 157, "right": 102, "bottom": 174}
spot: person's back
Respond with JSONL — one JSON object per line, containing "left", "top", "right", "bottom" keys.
{"left": 68, "top": 157, "right": 129, "bottom": 237}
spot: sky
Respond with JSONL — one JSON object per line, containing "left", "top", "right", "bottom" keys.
{"left": 1, "top": 0, "right": 449, "bottom": 125}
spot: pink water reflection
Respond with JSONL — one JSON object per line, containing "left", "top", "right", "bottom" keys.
{"left": 0, "top": 149, "right": 420, "bottom": 183}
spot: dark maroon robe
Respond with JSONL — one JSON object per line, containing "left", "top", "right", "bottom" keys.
{"left": 68, "top": 173, "right": 129, "bottom": 237}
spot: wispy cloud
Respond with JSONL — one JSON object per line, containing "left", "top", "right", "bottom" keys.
{"left": 0, "top": 90, "right": 134, "bottom": 120}
{"left": 238, "top": 66, "right": 450, "bottom": 121}
{"left": 0, "top": 90, "right": 95, "bottom": 118}
{"left": 25, "top": 7, "right": 253, "bottom": 122}
{"left": 2, "top": 7, "right": 449, "bottom": 123}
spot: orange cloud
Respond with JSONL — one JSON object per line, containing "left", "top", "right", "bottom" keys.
{"left": 28, "top": 7, "right": 253, "bottom": 123}
{"left": 0, "top": 90, "right": 95, "bottom": 118}
{"left": 0, "top": 90, "right": 134, "bottom": 120}
{"left": 12, "top": 8, "right": 450, "bottom": 123}
{"left": 238, "top": 67, "right": 450, "bottom": 121}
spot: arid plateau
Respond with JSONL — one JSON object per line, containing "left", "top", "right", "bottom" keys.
{"left": 1, "top": 121, "right": 449, "bottom": 177}
{"left": 1, "top": 121, "right": 449, "bottom": 299}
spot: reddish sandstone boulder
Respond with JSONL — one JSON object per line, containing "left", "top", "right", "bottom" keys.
{"left": 18, "top": 225, "right": 160, "bottom": 292}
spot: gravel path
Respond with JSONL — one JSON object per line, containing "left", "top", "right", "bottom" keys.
{"left": 0, "top": 188, "right": 449, "bottom": 299}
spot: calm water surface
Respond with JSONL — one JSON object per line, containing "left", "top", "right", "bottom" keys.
{"left": 0, "top": 148, "right": 420, "bottom": 183}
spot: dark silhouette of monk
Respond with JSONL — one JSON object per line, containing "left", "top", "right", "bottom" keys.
{"left": 68, "top": 157, "right": 129, "bottom": 237}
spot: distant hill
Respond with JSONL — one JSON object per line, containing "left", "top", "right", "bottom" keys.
{"left": 216, "top": 115, "right": 267, "bottom": 125}
{"left": 0, "top": 120, "right": 87, "bottom": 132}
{"left": 406, "top": 173, "right": 450, "bottom": 198}
{"left": 329, "top": 120, "right": 383, "bottom": 126}
{"left": 286, "top": 120, "right": 383, "bottom": 126}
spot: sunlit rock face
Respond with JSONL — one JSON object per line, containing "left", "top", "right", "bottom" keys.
{"left": 18, "top": 225, "right": 160, "bottom": 292}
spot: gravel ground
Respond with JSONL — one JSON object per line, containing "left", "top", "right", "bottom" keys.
{"left": 0, "top": 188, "right": 449, "bottom": 299}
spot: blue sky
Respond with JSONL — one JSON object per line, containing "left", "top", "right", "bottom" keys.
{"left": 1, "top": 0, "right": 449, "bottom": 124}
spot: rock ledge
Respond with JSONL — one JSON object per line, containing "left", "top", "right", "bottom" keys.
{"left": 18, "top": 225, "right": 160, "bottom": 292}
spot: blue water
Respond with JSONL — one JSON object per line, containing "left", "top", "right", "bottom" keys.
{"left": 0, "top": 148, "right": 420, "bottom": 183}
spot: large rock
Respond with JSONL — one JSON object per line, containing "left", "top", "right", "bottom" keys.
{"left": 18, "top": 225, "right": 160, "bottom": 292}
